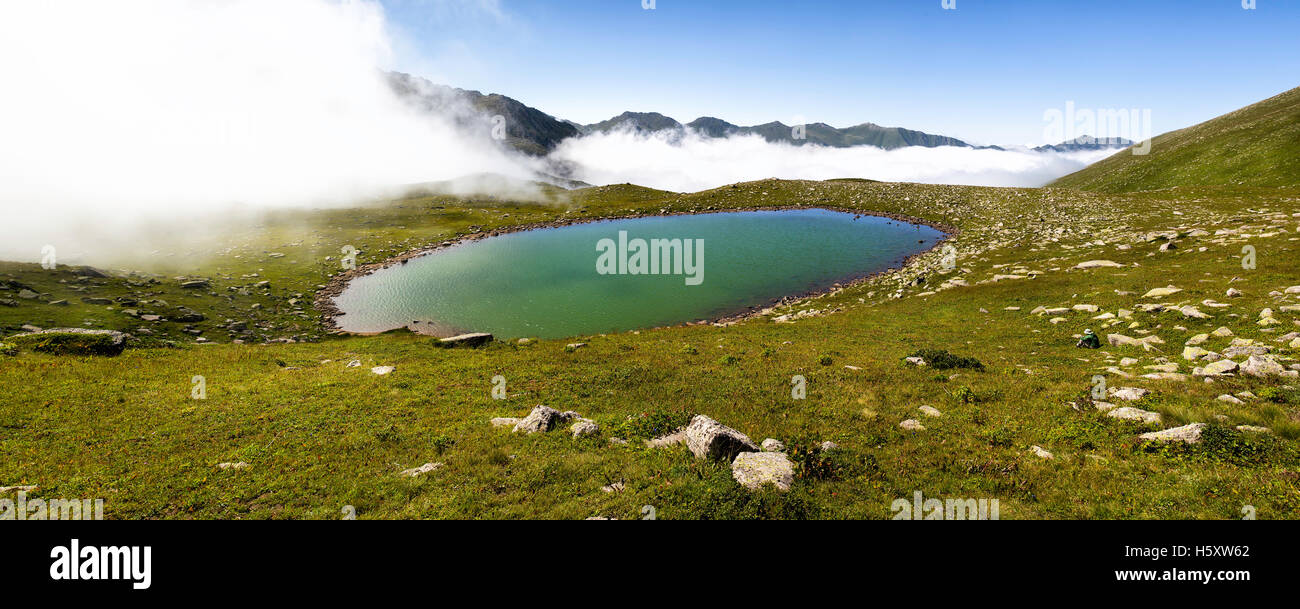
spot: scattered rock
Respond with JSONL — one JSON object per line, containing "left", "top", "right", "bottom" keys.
{"left": 918, "top": 405, "right": 942, "bottom": 417}
{"left": 1142, "top": 286, "right": 1182, "bottom": 298}
{"left": 899, "top": 419, "right": 926, "bottom": 431}
{"left": 644, "top": 430, "right": 685, "bottom": 449}
{"left": 490, "top": 417, "right": 520, "bottom": 428}
{"left": 571, "top": 419, "right": 600, "bottom": 438}
{"left": 1074, "top": 260, "right": 1123, "bottom": 269}
{"left": 1138, "top": 423, "right": 1205, "bottom": 444}
{"left": 371, "top": 366, "right": 394, "bottom": 375}
{"left": 1241, "top": 355, "right": 1292, "bottom": 378}
{"left": 439, "top": 332, "right": 493, "bottom": 347}
{"left": 684, "top": 415, "right": 758, "bottom": 460}
{"left": 731, "top": 452, "right": 794, "bottom": 492}
{"left": 400, "top": 462, "right": 442, "bottom": 477}
{"left": 1197, "top": 359, "right": 1239, "bottom": 376}
{"left": 1108, "top": 387, "right": 1150, "bottom": 401}
{"left": 1030, "top": 445, "right": 1054, "bottom": 459}
{"left": 761, "top": 438, "right": 785, "bottom": 452}
{"left": 513, "top": 405, "right": 563, "bottom": 434}
{"left": 1216, "top": 394, "right": 1244, "bottom": 404}
{"left": 1107, "top": 407, "right": 1162, "bottom": 424}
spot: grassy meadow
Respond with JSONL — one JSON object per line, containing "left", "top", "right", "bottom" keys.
{"left": 2, "top": 177, "right": 1299, "bottom": 519}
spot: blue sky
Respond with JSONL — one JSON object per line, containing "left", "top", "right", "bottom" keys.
{"left": 382, "top": 0, "right": 1297, "bottom": 146}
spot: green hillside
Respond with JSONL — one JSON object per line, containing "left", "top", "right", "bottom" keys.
{"left": 1052, "top": 86, "right": 1300, "bottom": 192}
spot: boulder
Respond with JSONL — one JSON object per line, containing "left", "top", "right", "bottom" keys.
{"left": 1107, "top": 407, "right": 1162, "bottom": 424}
{"left": 571, "top": 419, "right": 600, "bottom": 438}
{"left": 683, "top": 415, "right": 758, "bottom": 460}
{"left": 1108, "top": 387, "right": 1150, "bottom": 401}
{"left": 1138, "top": 423, "right": 1205, "bottom": 444}
{"left": 731, "top": 452, "right": 794, "bottom": 492}
{"left": 1074, "top": 260, "right": 1123, "bottom": 269}
{"left": 1240, "top": 355, "right": 1289, "bottom": 378}
{"left": 512, "top": 406, "right": 562, "bottom": 434}
{"left": 760, "top": 438, "right": 785, "bottom": 452}
{"left": 1142, "top": 287, "right": 1182, "bottom": 298}
{"left": 1198, "top": 359, "right": 1239, "bottom": 376}
{"left": 644, "top": 430, "right": 685, "bottom": 449}
{"left": 399, "top": 462, "right": 442, "bottom": 477}
{"left": 439, "top": 332, "right": 492, "bottom": 347}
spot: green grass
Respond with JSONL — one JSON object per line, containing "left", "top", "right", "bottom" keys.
{"left": 1052, "top": 86, "right": 1300, "bottom": 193}
{"left": 2, "top": 177, "right": 1299, "bottom": 519}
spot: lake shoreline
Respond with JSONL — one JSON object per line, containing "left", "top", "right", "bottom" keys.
{"left": 315, "top": 204, "right": 956, "bottom": 338}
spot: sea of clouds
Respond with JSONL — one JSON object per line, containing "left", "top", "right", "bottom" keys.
{"left": 549, "top": 129, "right": 1117, "bottom": 193}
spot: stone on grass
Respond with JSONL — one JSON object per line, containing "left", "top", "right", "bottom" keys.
{"left": 490, "top": 417, "right": 520, "bottom": 428}
{"left": 761, "top": 438, "right": 785, "bottom": 452}
{"left": 1236, "top": 425, "right": 1271, "bottom": 434}
{"left": 1217, "top": 394, "right": 1244, "bottom": 404}
{"left": 400, "top": 462, "right": 442, "bottom": 477}
{"left": 1212, "top": 327, "right": 1234, "bottom": 337}
{"left": 1198, "top": 359, "right": 1239, "bottom": 376}
{"left": 1075, "top": 260, "right": 1123, "bottom": 269}
{"left": 731, "top": 452, "right": 794, "bottom": 492}
{"left": 1185, "top": 334, "right": 1209, "bottom": 346}
{"left": 1107, "top": 407, "right": 1162, "bottom": 424}
{"left": 918, "top": 405, "right": 942, "bottom": 417}
{"left": 439, "top": 332, "right": 492, "bottom": 347}
{"left": 1138, "top": 423, "right": 1205, "bottom": 444}
{"left": 216, "top": 462, "right": 251, "bottom": 470}
{"left": 1108, "top": 387, "right": 1149, "bottom": 401}
{"left": 513, "top": 405, "right": 562, "bottom": 434}
{"left": 571, "top": 419, "right": 600, "bottom": 438}
{"left": 1183, "top": 346, "right": 1210, "bottom": 360}
{"left": 644, "top": 430, "right": 685, "bottom": 449}
{"left": 1241, "top": 355, "right": 1290, "bottom": 378}
{"left": 819, "top": 441, "right": 840, "bottom": 452}
{"left": 1030, "top": 445, "right": 1054, "bottom": 459}
{"left": 899, "top": 419, "right": 926, "bottom": 431}
{"left": 371, "top": 366, "right": 394, "bottom": 375}
{"left": 683, "top": 415, "right": 758, "bottom": 460}
{"left": 1143, "top": 286, "right": 1182, "bottom": 298}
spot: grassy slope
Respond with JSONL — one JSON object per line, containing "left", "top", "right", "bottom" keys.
{"left": 1052, "top": 86, "right": 1300, "bottom": 193}
{"left": 3, "top": 178, "right": 1299, "bottom": 519}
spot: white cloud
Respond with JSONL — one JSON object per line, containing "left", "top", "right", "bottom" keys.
{"left": 0, "top": 0, "right": 535, "bottom": 260}
{"left": 549, "top": 129, "right": 1118, "bottom": 192}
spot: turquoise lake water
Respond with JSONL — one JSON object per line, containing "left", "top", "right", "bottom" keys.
{"left": 332, "top": 208, "right": 945, "bottom": 339}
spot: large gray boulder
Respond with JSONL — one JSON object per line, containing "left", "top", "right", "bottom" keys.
{"left": 683, "top": 415, "right": 758, "bottom": 460}
{"left": 512, "top": 406, "right": 562, "bottom": 434}
{"left": 1139, "top": 423, "right": 1206, "bottom": 444}
{"left": 731, "top": 452, "right": 794, "bottom": 492}
{"left": 1241, "top": 355, "right": 1289, "bottom": 378}
{"left": 439, "top": 332, "right": 493, "bottom": 347}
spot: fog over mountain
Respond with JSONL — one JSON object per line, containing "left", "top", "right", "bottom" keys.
{"left": 0, "top": 0, "right": 1121, "bottom": 261}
